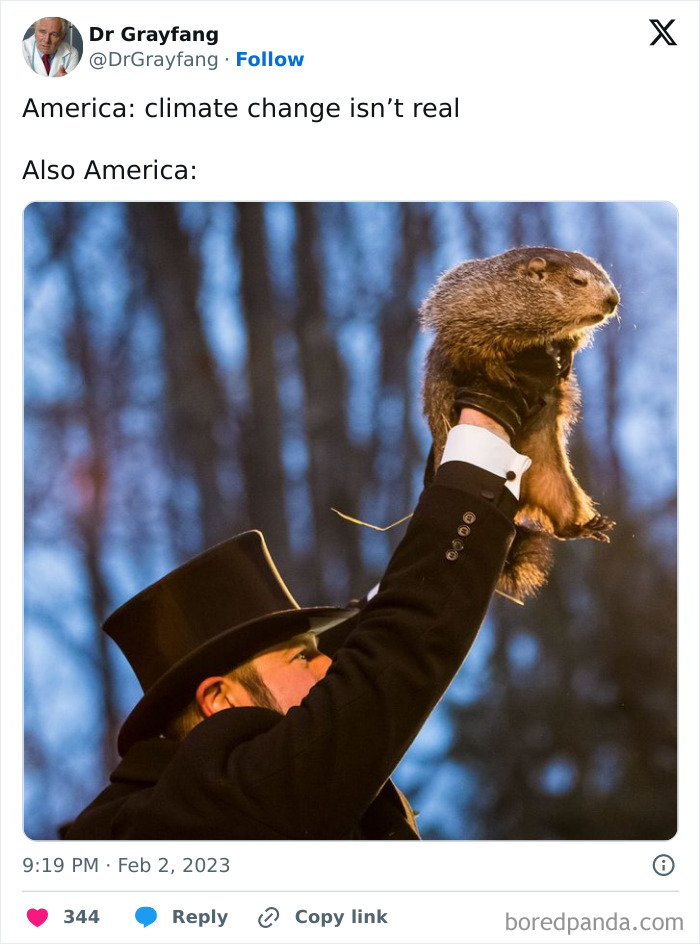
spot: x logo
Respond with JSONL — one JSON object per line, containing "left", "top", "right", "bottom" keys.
{"left": 650, "top": 18, "right": 677, "bottom": 45}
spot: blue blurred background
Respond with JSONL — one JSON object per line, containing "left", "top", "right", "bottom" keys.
{"left": 24, "top": 202, "right": 676, "bottom": 840}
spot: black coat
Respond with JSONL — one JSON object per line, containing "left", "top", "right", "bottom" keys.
{"left": 65, "top": 462, "right": 517, "bottom": 840}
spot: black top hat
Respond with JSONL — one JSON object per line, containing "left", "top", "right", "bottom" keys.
{"left": 105, "top": 531, "right": 357, "bottom": 755}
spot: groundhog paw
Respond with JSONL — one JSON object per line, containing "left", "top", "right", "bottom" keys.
{"left": 587, "top": 515, "right": 615, "bottom": 542}
{"left": 577, "top": 514, "right": 615, "bottom": 542}
{"left": 554, "top": 513, "right": 614, "bottom": 541}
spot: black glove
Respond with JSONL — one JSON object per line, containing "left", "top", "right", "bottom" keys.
{"left": 454, "top": 341, "right": 573, "bottom": 442}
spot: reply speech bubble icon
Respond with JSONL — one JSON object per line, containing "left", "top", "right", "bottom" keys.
{"left": 135, "top": 907, "right": 157, "bottom": 927}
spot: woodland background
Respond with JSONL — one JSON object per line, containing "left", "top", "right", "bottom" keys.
{"left": 24, "top": 202, "right": 677, "bottom": 840}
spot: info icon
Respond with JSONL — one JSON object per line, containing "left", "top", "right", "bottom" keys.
{"left": 652, "top": 855, "right": 675, "bottom": 876}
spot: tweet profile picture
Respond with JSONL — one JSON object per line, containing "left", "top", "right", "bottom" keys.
{"left": 22, "top": 17, "right": 83, "bottom": 77}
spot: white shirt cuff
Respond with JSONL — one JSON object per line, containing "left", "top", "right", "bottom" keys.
{"left": 439, "top": 424, "right": 532, "bottom": 498}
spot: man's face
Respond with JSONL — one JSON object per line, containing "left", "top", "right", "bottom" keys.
{"left": 34, "top": 19, "right": 65, "bottom": 55}
{"left": 248, "top": 632, "right": 332, "bottom": 713}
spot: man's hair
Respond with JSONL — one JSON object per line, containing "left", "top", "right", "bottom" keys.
{"left": 33, "top": 19, "right": 70, "bottom": 34}
{"left": 164, "top": 661, "right": 282, "bottom": 741}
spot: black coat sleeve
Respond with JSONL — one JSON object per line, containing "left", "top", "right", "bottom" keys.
{"left": 109, "top": 463, "right": 517, "bottom": 839}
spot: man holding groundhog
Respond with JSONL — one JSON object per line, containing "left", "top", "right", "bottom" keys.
{"left": 65, "top": 354, "right": 560, "bottom": 840}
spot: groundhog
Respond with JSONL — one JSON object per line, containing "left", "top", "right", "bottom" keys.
{"left": 420, "top": 246, "right": 620, "bottom": 601}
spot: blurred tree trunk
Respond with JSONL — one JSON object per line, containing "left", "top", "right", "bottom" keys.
{"left": 70, "top": 321, "right": 120, "bottom": 776}
{"left": 589, "top": 203, "right": 625, "bottom": 498}
{"left": 234, "top": 203, "right": 290, "bottom": 565}
{"left": 510, "top": 202, "right": 552, "bottom": 247}
{"left": 291, "top": 202, "right": 363, "bottom": 600}
{"left": 128, "top": 203, "right": 236, "bottom": 554}
{"left": 373, "top": 204, "right": 433, "bottom": 518}
{"left": 56, "top": 205, "right": 122, "bottom": 775}
{"left": 463, "top": 203, "right": 488, "bottom": 255}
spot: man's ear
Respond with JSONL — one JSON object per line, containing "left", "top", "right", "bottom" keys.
{"left": 196, "top": 675, "right": 255, "bottom": 716}
{"left": 196, "top": 677, "right": 230, "bottom": 717}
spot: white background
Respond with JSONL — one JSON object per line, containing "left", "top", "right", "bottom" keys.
{"left": 1, "top": 2, "right": 698, "bottom": 942}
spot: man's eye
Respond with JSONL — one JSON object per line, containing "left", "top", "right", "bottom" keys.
{"left": 293, "top": 651, "right": 309, "bottom": 661}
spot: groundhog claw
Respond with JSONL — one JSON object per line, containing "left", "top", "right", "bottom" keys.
{"left": 553, "top": 514, "right": 614, "bottom": 541}
{"left": 580, "top": 514, "right": 615, "bottom": 541}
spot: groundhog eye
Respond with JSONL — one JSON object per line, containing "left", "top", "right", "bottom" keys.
{"left": 571, "top": 276, "right": 588, "bottom": 287}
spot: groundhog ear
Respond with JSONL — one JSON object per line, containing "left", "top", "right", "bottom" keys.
{"left": 526, "top": 257, "right": 548, "bottom": 280}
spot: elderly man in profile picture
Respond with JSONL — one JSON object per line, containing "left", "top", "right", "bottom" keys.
{"left": 23, "top": 18, "right": 79, "bottom": 76}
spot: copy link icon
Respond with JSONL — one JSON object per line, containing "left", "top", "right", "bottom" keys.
{"left": 258, "top": 907, "right": 280, "bottom": 928}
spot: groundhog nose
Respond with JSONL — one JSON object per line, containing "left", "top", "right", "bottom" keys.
{"left": 603, "top": 290, "right": 620, "bottom": 313}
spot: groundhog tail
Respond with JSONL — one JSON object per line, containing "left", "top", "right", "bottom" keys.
{"left": 497, "top": 528, "right": 553, "bottom": 602}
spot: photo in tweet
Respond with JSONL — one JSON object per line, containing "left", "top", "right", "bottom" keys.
{"left": 23, "top": 201, "right": 677, "bottom": 843}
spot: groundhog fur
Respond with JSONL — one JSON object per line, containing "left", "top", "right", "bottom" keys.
{"left": 420, "top": 246, "right": 620, "bottom": 602}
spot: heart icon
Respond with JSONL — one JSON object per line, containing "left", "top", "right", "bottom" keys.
{"left": 27, "top": 909, "right": 48, "bottom": 927}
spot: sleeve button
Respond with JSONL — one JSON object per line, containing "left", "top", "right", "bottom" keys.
{"left": 452, "top": 539, "right": 464, "bottom": 551}
{"left": 445, "top": 550, "right": 459, "bottom": 561}
{"left": 457, "top": 525, "right": 471, "bottom": 537}
{"left": 463, "top": 512, "right": 477, "bottom": 524}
